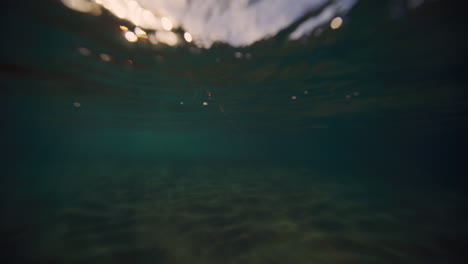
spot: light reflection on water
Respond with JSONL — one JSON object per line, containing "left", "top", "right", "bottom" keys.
{"left": 61, "top": 0, "right": 360, "bottom": 47}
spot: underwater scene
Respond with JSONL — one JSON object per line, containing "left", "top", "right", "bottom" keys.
{"left": 1, "top": 0, "right": 468, "bottom": 263}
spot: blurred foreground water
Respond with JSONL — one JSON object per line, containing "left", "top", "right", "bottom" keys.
{"left": 1, "top": 0, "right": 467, "bottom": 263}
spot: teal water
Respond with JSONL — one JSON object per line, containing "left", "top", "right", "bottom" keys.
{"left": 1, "top": 0, "right": 468, "bottom": 263}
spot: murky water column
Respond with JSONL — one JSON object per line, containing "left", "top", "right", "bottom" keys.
{"left": 1, "top": 0, "right": 468, "bottom": 263}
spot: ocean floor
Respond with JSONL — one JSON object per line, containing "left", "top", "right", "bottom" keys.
{"left": 1, "top": 161, "right": 467, "bottom": 264}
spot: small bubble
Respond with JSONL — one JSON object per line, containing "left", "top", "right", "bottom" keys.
{"left": 100, "top": 53, "right": 111, "bottom": 62}
{"left": 180, "top": 101, "right": 184, "bottom": 105}
{"left": 234, "top": 52, "right": 243, "bottom": 59}
{"left": 73, "top": 102, "right": 81, "bottom": 108}
{"left": 78, "top": 47, "right": 91, "bottom": 56}
{"left": 291, "top": 96, "right": 297, "bottom": 100}
{"left": 346, "top": 94, "right": 351, "bottom": 99}
{"left": 353, "top": 92, "right": 359, "bottom": 96}
{"left": 304, "top": 90, "right": 309, "bottom": 95}
{"left": 245, "top": 53, "right": 252, "bottom": 59}
{"left": 202, "top": 102, "right": 208, "bottom": 106}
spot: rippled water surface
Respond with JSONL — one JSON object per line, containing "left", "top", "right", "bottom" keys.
{"left": 2, "top": 0, "right": 468, "bottom": 263}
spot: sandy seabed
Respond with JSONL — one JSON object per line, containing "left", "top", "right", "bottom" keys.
{"left": 2, "top": 162, "right": 466, "bottom": 264}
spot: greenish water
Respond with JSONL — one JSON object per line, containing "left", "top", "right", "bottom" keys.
{"left": 1, "top": 0, "right": 468, "bottom": 263}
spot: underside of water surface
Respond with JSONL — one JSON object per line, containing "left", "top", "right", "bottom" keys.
{"left": 1, "top": 0, "right": 468, "bottom": 263}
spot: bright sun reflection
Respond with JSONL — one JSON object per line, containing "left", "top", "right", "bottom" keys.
{"left": 124, "top": 31, "right": 138, "bottom": 42}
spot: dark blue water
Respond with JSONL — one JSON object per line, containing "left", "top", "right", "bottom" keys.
{"left": 1, "top": 0, "right": 467, "bottom": 263}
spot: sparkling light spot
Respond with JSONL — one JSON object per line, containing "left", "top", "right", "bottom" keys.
{"left": 330, "top": 17, "right": 343, "bottom": 30}
{"left": 291, "top": 96, "right": 297, "bottom": 100}
{"left": 77, "top": 47, "right": 91, "bottom": 56}
{"left": 234, "top": 52, "right": 243, "bottom": 59}
{"left": 119, "top": 25, "right": 128, "bottom": 31}
{"left": 180, "top": 101, "right": 184, "bottom": 105}
{"left": 203, "top": 102, "right": 208, "bottom": 106}
{"left": 304, "top": 90, "right": 309, "bottom": 95}
{"left": 134, "top": 27, "right": 147, "bottom": 38}
{"left": 161, "top": 17, "right": 173, "bottom": 31}
{"left": 100, "top": 53, "right": 111, "bottom": 62}
{"left": 124, "top": 31, "right": 138, "bottom": 42}
{"left": 184, "top": 32, "right": 193, "bottom": 43}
